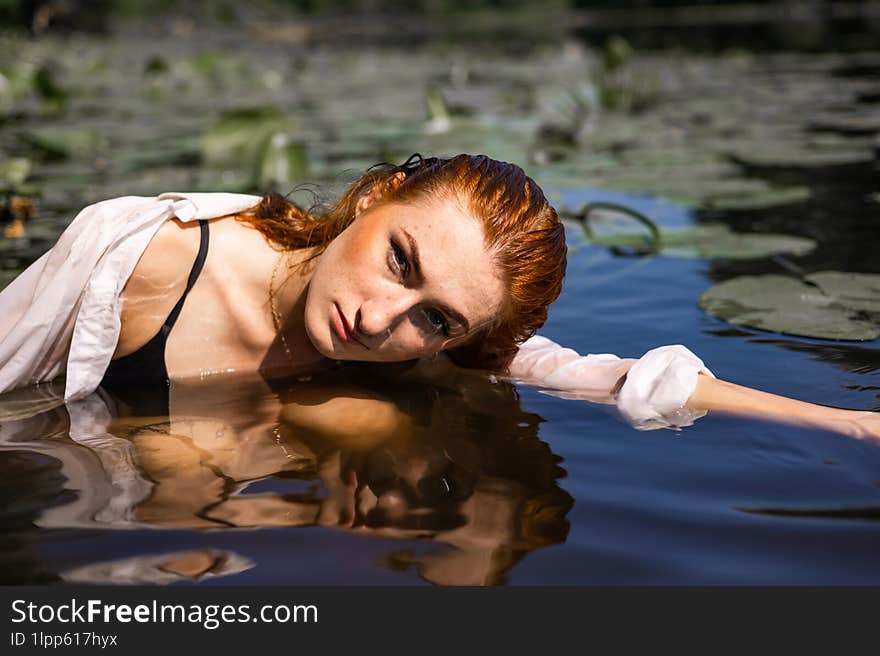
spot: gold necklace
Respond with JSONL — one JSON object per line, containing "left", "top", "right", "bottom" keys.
{"left": 273, "top": 424, "right": 296, "bottom": 460}
{"left": 269, "top": 250, "right": 295, "bottom": 367}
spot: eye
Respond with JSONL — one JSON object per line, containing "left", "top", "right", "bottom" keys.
{"left": 424, "top": 307, "right": 451, "bottom": 337}
{"left": 389, "top": 239, "right": 409, "bottom": 276}
{"left": 388, "top": 237, "right": 452, "bottom": 338}
{"left": 416, "top": 472, "right": 455, "bottom": 504}
{"left": 416, "top": 463, "right": 475, "bottom": 504}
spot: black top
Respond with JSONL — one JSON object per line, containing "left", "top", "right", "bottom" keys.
{"left": 100, "top": 219, "right": 210, "bottom": 414}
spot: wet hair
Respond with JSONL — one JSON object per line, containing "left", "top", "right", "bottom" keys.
{"left": 238, "top": 153, "right": 567, "bottom": 372}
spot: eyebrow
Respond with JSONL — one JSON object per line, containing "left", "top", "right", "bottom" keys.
{"left": 402, "top": 228, "right": 471, "bottom": 334}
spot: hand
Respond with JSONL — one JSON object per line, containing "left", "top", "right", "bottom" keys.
{"left": 687, "top": 376, "right": 880, "bottom": 444}
{"left": 842, "top": 410, "right": 880, "bottom": 442}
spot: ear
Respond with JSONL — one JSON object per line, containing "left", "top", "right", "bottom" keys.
{"left": 355, "top": 171, "right": 406, "bottom": 217}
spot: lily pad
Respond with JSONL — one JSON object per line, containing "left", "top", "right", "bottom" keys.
{"left": 258, "top": 132, "right": 308, "bottom": 189}
{"left": 703, "top": 186, "right": 812, "bottom": 211}
{"left": 33, "top": 65, "right": 69, "bottom": 115}
{"left": 582, "top": 217, "right": 816, "bottom": 260}
{"left": 698, "top": 272, "right": 880, "bottom": 341}
{"left": 0, "top": 158, "right": 31, "bottom": 189}
{"left": 809, "top": 114, "right": 880, "bottom": 136}
{"left": 201, "top": 106, "right": 291, "bottom": 168}
{"left": 201, "top": 106, "right": 302, "bottom": 190}
{"left": 20, "top": 127, "right": 102, "bottom": 161}
{"left": 660, "top": 224, "right": 816, "bottom": 259}
{"left": 729, "top": 147, "right": 875, "bottom": 171}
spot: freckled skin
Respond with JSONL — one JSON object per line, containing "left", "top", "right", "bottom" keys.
{"left": 303, "top": 197, "right": 505, "bottom": 363}
{"left": 115, "top": 193, "right": 505, "bottom": 379}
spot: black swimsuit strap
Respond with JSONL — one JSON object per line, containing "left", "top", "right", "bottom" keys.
{"left": 164, "top": 219, "right": 209, "bottom": 330}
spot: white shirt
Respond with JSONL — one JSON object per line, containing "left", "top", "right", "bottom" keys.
{"left": 0, "top": 192, "right": 260, "bottom": 400}
{"left": 0, "top": 192, "right": 713, "bottom": 429}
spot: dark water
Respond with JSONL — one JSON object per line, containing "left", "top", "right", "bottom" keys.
{"left": 2, "top": 186, "right": 878, "bottom": 586}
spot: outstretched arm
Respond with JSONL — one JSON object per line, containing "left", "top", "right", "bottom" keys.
{"left": 687, "top": 374, "right": 880, "bottom": 442}
{"left": 509, "top": 335, "right": 880, "bottom": 440}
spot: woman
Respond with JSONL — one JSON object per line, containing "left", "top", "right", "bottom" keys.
{"left": 0, "top": 153, "right": 877, "bottom": 437}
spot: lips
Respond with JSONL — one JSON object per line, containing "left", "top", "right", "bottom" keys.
{"left": 334, "top": 303, "right": 368, "bottom": 348}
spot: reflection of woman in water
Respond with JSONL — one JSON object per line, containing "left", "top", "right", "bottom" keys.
{"left": 0, "top": 153, "right": 878, "bottom": 437}
{"left": 1, "top": 368, "right": 573, "bottom": 586}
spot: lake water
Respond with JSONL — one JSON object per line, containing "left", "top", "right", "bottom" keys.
{"left": 1, "top": 18, "right": 878, "bottom": 585}
{"left": 2, "top": 186, "right": 878, "bottom": 586}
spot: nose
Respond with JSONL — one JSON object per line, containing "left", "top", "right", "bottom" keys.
{"left": 374, "top": 488, "right": 410, "bottom": 518}
{"left": 356, "top": 292, "right": 417, "bottom": 338}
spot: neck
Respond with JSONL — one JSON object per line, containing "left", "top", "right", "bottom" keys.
{"left": 270, "top": 247, "right": 328, "bottom": 373}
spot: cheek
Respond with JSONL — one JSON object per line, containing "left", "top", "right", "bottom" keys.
{"left": 328, "top": 228, "right": 383, "bottom": 293}
{"left": 388, "top": 324, "right": 445, "bottom": 359}
{"left": 312, "top": 242, "right": 362, "bottom": 299}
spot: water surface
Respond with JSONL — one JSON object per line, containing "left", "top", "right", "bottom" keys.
{"left": 1, "top": 19, "right": 878, "bottom": 585}
{"left": 2, "top": 186, "right": 879, "bottom": 585}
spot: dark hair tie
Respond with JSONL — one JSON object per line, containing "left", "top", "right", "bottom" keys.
{"left": 398, "top": 153, "right": 443, "bottom": 177}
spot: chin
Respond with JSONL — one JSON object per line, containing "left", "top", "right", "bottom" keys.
{"left": 304, "top": 309, "right": 361, "bottom": 361}
{"left": 303, "top": 307, "right": 335, "bottom": 359}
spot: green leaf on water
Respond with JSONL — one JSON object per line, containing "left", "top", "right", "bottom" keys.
{"left": 703, "top": 185, "right": 812, "bottom": 211}
{"left": 578, "top": 215, "right": 815, "bottom": 260}
{"left": 0, "top": 158, "right": 31, "bottom": 189}
{"left": 698, "top": 272, "right": 880, "bottom": 341}
{"left": 258, "top": 132, "right": 308, "bottom": 190}
{"left": 201, "top": 106, "right": 304, "bottom": 190}
{"left": 660, "top": 224, "right": 816, "bottom": 259}
{"left": 572, "top": 202, "right": 661, "bottom": 256}
{"left": 33, "top": 65, "right": 68, "bottom": 115}
{"left": 143, "top": 56, "right": 170, "bottom": 76}
{"left": 20, "top": 127, "right": 101, "bottom": 161}
{"left": 201, "top": 106, "right": 290, "bottom": 168}
{"left": 601, "top": 35, "right": 634, "bottom": 73}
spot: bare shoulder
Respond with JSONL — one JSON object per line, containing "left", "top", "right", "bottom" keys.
{"left": 114, "top": 216, "right": 272, "bottom": 358}
{"left": 130, "top": 218, "right": 204, "bottom": 292}
{"left": 114, "top": 218, "right": 204, "bottom": 357}
{"left": 128, "top": 215, "right": 267, "bottom": 291}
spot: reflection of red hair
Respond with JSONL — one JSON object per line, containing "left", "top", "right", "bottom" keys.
{"left": 240, "top": 154, "right": 567, "bottom": 372}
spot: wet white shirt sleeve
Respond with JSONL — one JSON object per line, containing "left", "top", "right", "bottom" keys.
{"left": 509, "top": 334, "right": 715, "bottom": 430}
{"left": 0, "top": 192, "right": 261, "bottom": 401}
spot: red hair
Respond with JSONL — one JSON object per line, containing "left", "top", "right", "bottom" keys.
{"left": 238, "top": 154, "right": 566, "bottom": 372}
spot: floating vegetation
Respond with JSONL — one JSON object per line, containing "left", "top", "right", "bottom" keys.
{"left": 0, "top": 158, "right": 31, "bottom": 191}
{"left": 565, "top": 202, "right": 816, "bottom": 259}
{"left": 702, "top": 186, "right": 812, "bottom": 211}
{"left": 33, "top": 65, "right": 69, "bottom": 116}
{"left": 698, "top": 272, "right": 880, "bottom": 341}
{"left": 0, "top": 23, "right": 876, "bottom": 295}
{"left": 594, "top": 36, "right": 657, "bottom": 113}
{"left": 20, "top": 127, "right": 102, "bottom": 161}
{"left": 728, "top": 147, "right": 875, "bottom": 173}
{"left": 565, "top": 202, "right": 661, "bottom": 256}
{"left": 201, "top": 106, "right": 288, "bottom": 167}
{"left": 258, "top": 132, "right": 308, "bottom": 190}
{"left": 141, "top": 50, "right": 262, "bottom": 99}
{"left": 424, "top": 84, "right": 452, "bottom": 134}
{"left": 200, "top": 106, "right": 306, "bottom": 191}
{"left": 660, "top": 224, "right": 816, "bottom": 259}
{"left": 808, "top": 113, "right": 880, "bottom": 137}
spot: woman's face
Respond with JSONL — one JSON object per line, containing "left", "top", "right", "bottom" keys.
{"left": 304, "top": 196, "right": 505, "bottom": 362}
